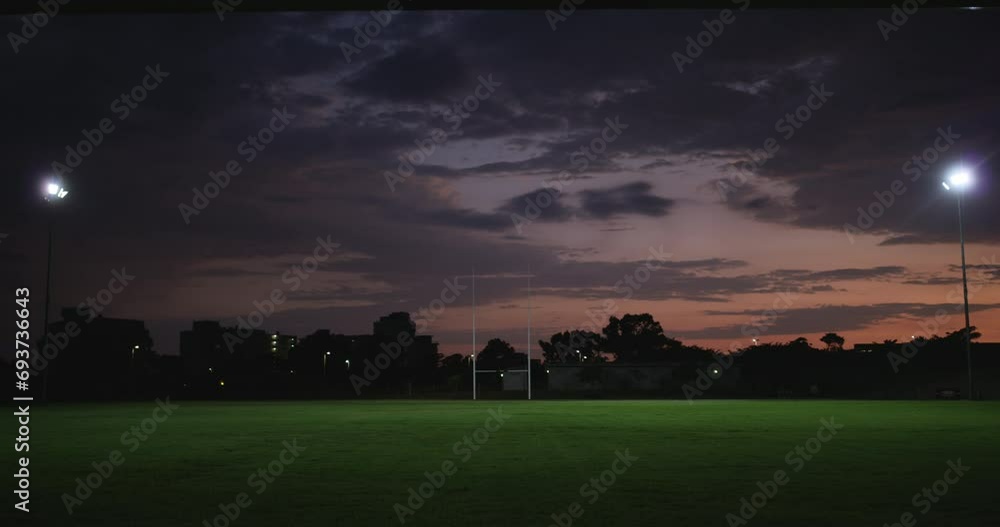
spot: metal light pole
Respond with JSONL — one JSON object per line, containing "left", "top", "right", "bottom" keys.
{"left": 40, "top": 222, "right": 53, "bottom": 402}
{"left": 957, "top": 191, "right": 973, "bottom": 400}
{"left": 472, "top": 268, "right": 476, "bottom": 401}
{"left": 130, "top": 345, "right": 139, "bottom": 398}
{"left": 40, "top": 181, "right": 68, "bottom": 403}
{"left": 942, "top": 167, "right": 974, "bottom": 400}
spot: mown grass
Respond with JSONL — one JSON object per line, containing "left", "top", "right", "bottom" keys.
{"left": 15, "top": 400, "right": 1000, "bottom": 526}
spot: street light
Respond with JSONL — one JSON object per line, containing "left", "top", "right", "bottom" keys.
{"left": 40, "top": 180, "right": 68, "bottom": 402}
{"left": 323, "top": 351, "right": 330, "bottom": 377}
{"left": 942, "top": 165, "right": 974, "bottom": 400}
{"left": 344, "top": 359, "right": 350, "bottom": 369}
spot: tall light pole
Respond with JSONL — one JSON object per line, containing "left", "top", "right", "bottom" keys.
{"left": 472, "top": 268, "right": 476, "bottom": 401}
{"left": 323, "top": 351, "right": 330, "bottom": 377}
{"left": 942, "top": 167, "right": 974, "bottom": 400}
{"left": 40, "top": 181, "right": 68, "bottom": 402}
{"left": 131, "top": 345, "right": 139, "bottom": 398}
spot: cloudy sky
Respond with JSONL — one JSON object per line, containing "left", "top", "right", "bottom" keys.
{"left": 3, "top": 9, "right": 999, "bottom": 356}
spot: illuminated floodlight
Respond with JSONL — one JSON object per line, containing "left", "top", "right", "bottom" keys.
{"left": 946, "top": 167, "right": 973, "bottom": 190}
{"left": 44, "top": 181, "right": 69, "bottom": 200}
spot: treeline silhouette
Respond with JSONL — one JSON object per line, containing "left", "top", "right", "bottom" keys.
{"left": 12, "top": 309, "right": 998, "bottom": 401}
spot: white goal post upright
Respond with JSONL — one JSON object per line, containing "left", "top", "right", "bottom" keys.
{"left": 471, "top": 267, "right": 533, "bottom": 400}
{"left": 527, "top": 268, "right": 532, "bottom": 400}
{"left": 472, "top": 267, "right": 476, "bottom": 401}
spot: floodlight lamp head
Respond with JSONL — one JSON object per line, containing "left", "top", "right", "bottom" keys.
{"left": 946, "top": 167, "right": 973, "bottom": 191}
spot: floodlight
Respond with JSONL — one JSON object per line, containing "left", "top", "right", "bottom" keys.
{"left": 946, "top": 167, "right": 973, "bottom": 190}
{"left": 44, "top": 181, "right": 69, "bottom": 200}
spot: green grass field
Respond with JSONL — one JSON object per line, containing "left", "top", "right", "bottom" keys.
{"left": 15, "top": 400, "right": 1000, "bottom": 526}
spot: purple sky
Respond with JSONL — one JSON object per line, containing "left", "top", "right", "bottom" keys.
{"left": 2, "top": 10, "right": 999, "bottom": 357}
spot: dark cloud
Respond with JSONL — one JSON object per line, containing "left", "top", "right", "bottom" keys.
{"left": 3, "top": 11, "right": 1000, "bottom": 354}
{"left": 770, "top": 266, "right": 907, "bottom": 282}
{"left": 677, "top": 302, "right": 1000, "bottom": 340}
{"left": 579, "top": 182, "right": 674, "bottom": 219}
{"left": 343, "top": 42, "right": 468, "bottom": 102}
{"left": 496, "top": 188, "right": 576, "bottom": 223}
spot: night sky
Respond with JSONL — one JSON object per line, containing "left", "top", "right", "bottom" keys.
{"left": 3, "top": 9, "right": 999, "bottom": 357}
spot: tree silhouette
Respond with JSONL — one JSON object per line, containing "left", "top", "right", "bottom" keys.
{"left": 482, "top": 338, "right": 515, "bottom": 356}
{"left": 602, "top": 313, "right": 680, "bottom": 362}
{"left": 477, "top": 338, "right": 525, "bottom": 370}
{"left": 539, "top": 330, "right": 603, "bottom": 363}
{"left": 939, "top": 325, "right": 981, "bottom": 343}
{"left": 820, "top": 332, "right": 845, "bottom": 351}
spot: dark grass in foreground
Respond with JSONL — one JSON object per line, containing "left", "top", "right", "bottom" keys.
{"left": 17, "top": 400, "right": 1000, "bottom": 526}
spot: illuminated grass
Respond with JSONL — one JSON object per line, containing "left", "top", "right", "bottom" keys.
{"left": 26, "top": 400, "right": 1000, "bottom": 526}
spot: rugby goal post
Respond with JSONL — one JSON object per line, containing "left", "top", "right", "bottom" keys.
{"left": 472, "top": 268, "right": 533, "bottom": 400}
